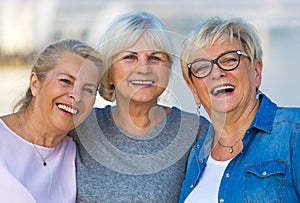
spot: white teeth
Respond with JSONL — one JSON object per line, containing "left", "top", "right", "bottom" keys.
{"left": 130, "top": 80, "right": 154, "bottom": 85}
{"left": 58, "top": 104, "right": 78, "bottom": 114}
{"left": 212, "top": 85, "right": 235, "bottom": 95}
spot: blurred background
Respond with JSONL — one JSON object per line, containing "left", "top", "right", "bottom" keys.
{"left": 1, "top": 0, "right": 300, "bottom": 117}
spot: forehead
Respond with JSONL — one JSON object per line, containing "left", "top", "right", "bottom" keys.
{"left": 53, "top": 53, "right": 99, "bottom": 78}
{"left": 196, "top": 39, "right": 243, "bottom": 59}
{"left": 126, "top": 33, "right": 160, "bottom": 52}
{"left": 56, "top": 53, "right": 85, "bottom": 68}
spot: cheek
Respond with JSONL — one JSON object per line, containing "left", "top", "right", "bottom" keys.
{"left": 111, "top": 68, "right": 131, "bottom": 86}
{"left": 85, "top": 96, "right": 96, "bottom": 109}
{"left": 37, "top": 82, "right": 62, "bottom": 102}
{"left": 156, "top": 67, "right": 170, "bottom": 83}
{"left": 192, "top": 78, "right": 209, "bottom": 94}
{"left": 193, "top": 80, "right": 212, "bottom": 105}
{"left": 239, "top": 69, "right": 256, "bottom": 89}
{"left": 112, "top": 75, "right": 129, "bottom": 89}
{"left": 78, "top": 96, "right": 96, "bottom": 120}
{"left": 197, "top": 86, "right": 210, "bottom": 102}
{"left": 158, "top": 76, "right": 169, "bottom": 87}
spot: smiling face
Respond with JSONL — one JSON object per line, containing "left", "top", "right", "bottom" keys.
{"left": 188, "top": 39, "right": 262, "bottom": 116}
{"left": 109, "top": 33, "right": 171, "bottom": 105}
{"left": 30, "top": 52, "right": 100, "bottom": 132}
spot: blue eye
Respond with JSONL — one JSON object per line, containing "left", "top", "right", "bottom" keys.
{"left": 83, "top": 87, "right": 96, "bottom": 95}
{"left": 150, "top": 56, "right": 161, "bottom": 61}
{"left": 123, "top": 55, "right": 136, "bottom": 60}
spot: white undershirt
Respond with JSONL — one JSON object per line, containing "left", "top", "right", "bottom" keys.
{"left": 185, "top": 154, "right": 231, "bottom": 203}
{"left": 0, "top": 119, "right": 76, "bottom": 203}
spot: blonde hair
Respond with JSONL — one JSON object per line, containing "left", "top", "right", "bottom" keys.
{"left": 180, "top": 17, "right": 263, "bottom": 83}
{"left": 98, "top": 11, "right": 174, "bottom": 102}
{"left": 14, "top": 39, "right": 103, "bottom": 112}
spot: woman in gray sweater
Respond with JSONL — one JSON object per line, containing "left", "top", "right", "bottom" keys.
{"left": 74, "top": 11, "right": 209, "bottom": 203}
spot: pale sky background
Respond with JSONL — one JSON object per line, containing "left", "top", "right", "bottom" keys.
{"left": 0, "top": 0, "right": 300, "bottom": 118}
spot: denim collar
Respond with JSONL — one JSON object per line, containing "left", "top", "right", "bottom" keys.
{"left": 199, "top": 94, "right": 277, "bottom": 159}
{"left": 249, "top": 94, "right": 277, "bottom": 134}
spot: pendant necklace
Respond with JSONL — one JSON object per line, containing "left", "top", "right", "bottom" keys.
{"left": 16, "top": 112, "right": 47, "bottom": 166}
{"left": 217, "top": 134, "right": 244, "bottom": 153}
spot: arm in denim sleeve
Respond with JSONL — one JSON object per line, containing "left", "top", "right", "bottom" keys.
{"left": 292, "top": 124, "right": 300, "bottom": 197}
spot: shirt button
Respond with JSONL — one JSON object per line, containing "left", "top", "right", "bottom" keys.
{"left": 262, "top": 171, "right": 267, "bottom": 176}
{"left": 219, "top": 198, "right": 225, "bottom": 203}
{"left": 196, "top": 144, "right": 200, "bottom": 149}
{"left": 190, "top": 184, "right": 194, "bottom": 188}
{"left": 225, "top": 173, "right": 230, "bottom": 178}
{"left": 199, "top": 159, "right": 204, "bottom": 163}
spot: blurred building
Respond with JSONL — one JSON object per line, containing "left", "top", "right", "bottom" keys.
{"left": 0, "top": 0, "right": 299, "bottom": 115}
{"left": 1, "top": 0, "right": 299, "bottom": 56}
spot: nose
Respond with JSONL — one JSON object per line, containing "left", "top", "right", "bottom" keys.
{"left": 135, "top": 55, "right": 152, "bottom": 74}
{"left": 69, "top": 88, "right": 81, "bottom": 102}
{"left": 210, "top": 63, "right": 226, "bottom": 79}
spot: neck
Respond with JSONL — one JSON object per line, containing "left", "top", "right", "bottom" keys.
{"left": 211, "top": 97, "right": 260, "bottom": 140}
{"left": 17, "top": 110, "right": 67, "bottom": 148}
{"left": 112, "top": 101, "right": 168, "bottom": 136}
{"left": 209, "top": 98, "right": 260, "bottom": 161}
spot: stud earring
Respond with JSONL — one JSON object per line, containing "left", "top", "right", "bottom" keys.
{"left": 196, "top": 104, "right": 202, "bottom": 116}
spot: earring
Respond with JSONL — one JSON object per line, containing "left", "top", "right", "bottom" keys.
{"left": 256, "top": 89, "right": 262, "bottom": 100}
{"left": 196, "top": 104, "right": 202, "bottom": 116}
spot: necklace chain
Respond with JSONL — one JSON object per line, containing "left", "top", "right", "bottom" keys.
{"left": 16, "top": 112, "right": 47, "bottom": 166}
{"left": 217, "top": 134, "right": 244, "bottom": 154}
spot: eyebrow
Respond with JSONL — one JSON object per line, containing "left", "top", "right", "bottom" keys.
{"left": 122, "top": 50, "right": 165, "bottom": 55}
{"left": 57, "top": 72, "right": 98, "bottom": 88}
{"left": 56, "top": 72, "right": 75, "bottom": 80}
{"left": 84, "top": 83, "right": 98, "bottom": 89}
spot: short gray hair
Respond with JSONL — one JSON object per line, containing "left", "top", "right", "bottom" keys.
{"left": 98, "top": 11, "right": 174, "bottom": 102}
{"left": 180, "top": 17, "right": 263, "bottom": 83}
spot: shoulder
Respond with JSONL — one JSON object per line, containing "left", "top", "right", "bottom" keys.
{"left": 276, "top": 106, "right": 300, "bottom": 123}
{"left": 80, "top": 105, "right": 111, "bottom": 125}
{"left": 173, "top": 107, "right": 210, "bottom": 127}
{"left": 0, "top": 118, "right": 14, "bottom": 138}
{"left": 94, "top": 105, "right": 111, "bottom": 115}
{"left": 273, "top": 107, "right": 300, "bottom": 139}
{"left": 62, "top": 136, "right": 76, "bottom": 147}
{"left": 170, "top": 106, "right": 195, "bottom": 118}
{"left": 169, "top": 107, "right": 210, "bottom": 141}
{"left": 60, "top": 136, "right": 76, "bottom": 155}
{"left": 0, "top": 114, "right": 18, "bottom": 135}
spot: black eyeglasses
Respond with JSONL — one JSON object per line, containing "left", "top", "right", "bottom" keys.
{"left": 188, "top": 50, "right": 249, "bottom": 78}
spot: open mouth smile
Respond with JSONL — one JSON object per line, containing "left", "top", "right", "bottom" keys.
{"left": 130, "top": 80, "right": 154, "bottom": 86}
{"left": 211, "top": 85, "right": 235, "bottom": 96}
{"left": 57, "top": 103, "right": 78, "bottom": 115}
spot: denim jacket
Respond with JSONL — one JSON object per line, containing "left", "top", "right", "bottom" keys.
{"left": 179, "top": 95, "right": 300, "bottom": 203}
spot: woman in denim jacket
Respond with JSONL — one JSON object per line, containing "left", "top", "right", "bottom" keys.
{"left": 179, "top": 16, "right": 300, "bottom": 203}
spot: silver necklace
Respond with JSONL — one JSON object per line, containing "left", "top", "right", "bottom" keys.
{"left": 217, "top": 134, "right": 244, "bottom": 153}
{"left": 16, "top": 112, "right": 47, "bottom": 166}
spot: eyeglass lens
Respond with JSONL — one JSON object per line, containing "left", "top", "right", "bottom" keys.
{"left": 189, "top": 51, "right": 241, "bottom": 78}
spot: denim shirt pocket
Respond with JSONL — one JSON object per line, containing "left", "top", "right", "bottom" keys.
{"left": 244, "top": 160, "right": 286, "bottom": 203}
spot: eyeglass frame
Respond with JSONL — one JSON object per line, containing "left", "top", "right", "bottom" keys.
{"left": 187, "top": 50, "right": 249, "bottom": 79}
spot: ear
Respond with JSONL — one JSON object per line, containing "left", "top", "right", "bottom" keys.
{"left": 186, "top": 80, "right": 201, "bottom": 105}
{"left": 108, "top": 77, "right": 113, "bottom": 86}
{"left": 253, "top": 60, "right": 263, "bottom": 89}
{"left": 29, "top": 72, "right": 41, "bottom": 96}
{"left": 106, "top": 68, "right": 114, "bottom": 86}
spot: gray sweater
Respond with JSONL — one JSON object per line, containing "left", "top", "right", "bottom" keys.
{"left": 74, "top": 106, "right": 209, "bottom": 203}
